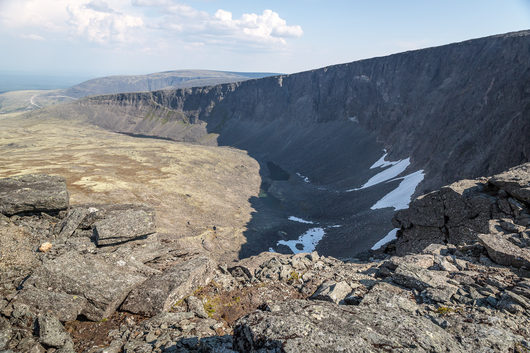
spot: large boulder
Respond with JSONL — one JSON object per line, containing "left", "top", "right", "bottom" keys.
{"left": 93, "top": 205, "right": 155, "bottom": 246}
{"left": 0, "top": 174, "right": 68, "bottom": 216}
{"left": 478, "top": 233, "right": 530, "bottom": 269}
{"left": 22, "top": 252, "right": 146, "bottom": 321}
{"left": 121, "top": 256, "right": 215, "bottom": 316}
{"left": 54, "top": 204, "right": 156, "bottom": 246}
{"left": 489, "top": 163, "right": 530, "bottom": 203}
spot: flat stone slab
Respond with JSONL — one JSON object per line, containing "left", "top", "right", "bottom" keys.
{"left": 478, "top": 233, "right": 530, "bottom": 269}
{"left": 14, "top": 287, "right": 87, "bottom": 322}
{"left": 24, "top": 252, "right": 146, "bottom": 321}
{"left": 489, "top": 163, "right": 530, "bottom": 203}
{"left": 121, "top": 256, "right": 215, "bottom": 316}
{"left": 0, "top": 174, "right": 68, "bottom": 216}
{"left": 93, "top": 205, "right": 155, "bottom": 246}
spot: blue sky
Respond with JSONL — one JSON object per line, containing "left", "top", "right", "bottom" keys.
{"left": 0, "top": 0, "right": 529, "bottom": 78}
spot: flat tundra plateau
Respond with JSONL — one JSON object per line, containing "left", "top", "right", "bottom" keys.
{"left": 0, "top": 115, "right": 261, "bottom": 260}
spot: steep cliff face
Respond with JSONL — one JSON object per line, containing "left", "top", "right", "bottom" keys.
{"left": 40, "top": 30, "right": 530, "bottom": 258}
{"left": 62, "top": 70, "right": 278, "bottom": 98}
{"left": 80, "top": 31, "right": 529, "bottom": 189}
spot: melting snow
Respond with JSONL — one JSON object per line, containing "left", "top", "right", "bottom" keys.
{"left": 296, "top": 172, "right": 310, "bottom": 183}
{"left": 370, "top": 152, "right": 400, "bottom": 169}
{"left": 371, "top": 228, "right": 398, "bottom": 250}
{"left": 277, "top": 227, "right": 325, "bottom": 254}
{"left": 347, "top": 158, "right": 411, "bottom": 191}
{"left": 288, "top": 216, "right": 314, "bottom": 224}
{"left": 371, "top": 170, "right": 425, "bottom": 211}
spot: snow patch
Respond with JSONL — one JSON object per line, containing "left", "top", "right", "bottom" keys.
{"left": 371, "top": 170, "right": 425, "bottom": 211}
{"left": 288, "top": 216, "right": 314, "bottom": 224}
{"left": 371, "top": 228, "right": 398, "bottom": 250}
{"left": 370, "top": 152, "right": 400, "bottom": 169}
{"left": 277, "top": 227, "right": 325, "bottom": 254}
{"left": 296, "top": 172, "right": 310, "bottom": 183}
{"left": 347, "top": 158, "right": 411, "bottom": 191}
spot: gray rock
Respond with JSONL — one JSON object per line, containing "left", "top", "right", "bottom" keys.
{"left": 392, "top": 264, "right": 452, "bottom": 291}
{"left": 0, "top": 317, "right": 12, "bottom": 350}
{"left": 121, "top": 256, "right": 215, "bottom": 316}
{"left": 478, "top": 233, "right": 530, "bottom": 268}
{"left": 14, "top": 287, "right": 87, "bottom": 322}
{"left": 37, "top": 314, "right": 72, "bottom": 348}
{"left": 512, "top": 279, "right": 530, "bottom": 299}
{"left": 489, "top": 163, "right": 530, "bottom": 203}
{"left": 0, "top": 174, "right": 68, "bottom": 216}
{"left": 186, "top": 295, "right": 208, "bottom": 319}
{"left": 234, "top": 299, "right": 463, "bottom": 353}
{"left": 310, "top": 280, "right": 352, "bottom": 304}
{"left": 54, "top": 207, "right": 92, "bottom": 238}
{"left": 93, "top": 205, "right": 156, "bottom": 246}
{"left": 24, "top": 252, "right": 146, "bottom": 321}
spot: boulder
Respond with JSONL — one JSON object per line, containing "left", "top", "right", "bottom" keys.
{"left": 93, "top": 205, "right": 156, "bottom": 246}
{"left": 37, "top": 314, "right": 72, "bottom": 348}
{"left": 24, "top": 252, "right": 146, "bottom": 321}
{"left": 121, "top": 256, "right": 215, "bottom": 316}
{"left": 489, "top": 163, "right": 530, "bottom": 203}
{"left": 478, "top": 233, "right": 530, "bottom": 269}
{"left": 54, "top": 207, "right": 92, "bottom": 238}
{"left": 391, "top": 264, "right": 458, "bottom": 303}
{"left": 310, "top": 281, "right": 352, "bottom": 304}
{"left": 0, "top": 174, "right": 68, "bottom": 216}
{"left": 0, "top": 317, "right": 11, "bottom": 350}
{"left": 14, "top": 287, "right": 87, "bottom": 322}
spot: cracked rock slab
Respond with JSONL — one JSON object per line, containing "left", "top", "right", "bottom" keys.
{"left": 0, "top": 174, "right": 68, "bottom": 216}
{"left": 121, "top": 256, "right": 215, "bottom": 316}
{"left": 23, "top": 252, "right": 146, "bottom": 321}
{"left": 478, "top": 233, "right": 530, "bottom": 269}
{"left": 92, "top": 205, "right": 156, "bottom": 246}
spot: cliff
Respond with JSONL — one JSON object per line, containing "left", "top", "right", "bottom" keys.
{"left": 28, "top": 30, "right": 530, "bottom": 258}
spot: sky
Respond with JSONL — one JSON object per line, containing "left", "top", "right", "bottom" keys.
{"left": 1, "top": 0, "right": 530, "bottom": 80}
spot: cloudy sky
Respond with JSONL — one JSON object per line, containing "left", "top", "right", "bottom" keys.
{"left": 1, "top": 0, "right": 529, "bottom": 78}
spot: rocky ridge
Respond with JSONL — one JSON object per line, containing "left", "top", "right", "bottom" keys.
{"left": 0, "top": 164, "right": 529, "bottom": 352}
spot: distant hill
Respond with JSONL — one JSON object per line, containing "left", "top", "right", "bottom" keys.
{"left": 0, "top": 70, "right": 279, "bottom": 114}
{"left": 62, "top": 70, "right": 279, "bottom": 98}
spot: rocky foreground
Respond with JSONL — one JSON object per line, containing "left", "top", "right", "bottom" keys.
{"left": 1, "top": 165, "right": 529, "bottom": 352}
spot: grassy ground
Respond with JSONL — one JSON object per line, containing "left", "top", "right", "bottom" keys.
{"left": 0, "top": 115, "right": 261, "bottom": 259}
{"left": 0, "top": 89, "right": 75, "bottom": 115}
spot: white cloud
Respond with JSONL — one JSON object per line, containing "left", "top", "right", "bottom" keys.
{"left": 20, "top": 33, "right": 45, "bottom": 41}
{"left": 0, "top": 0, "right": 302, "bottom": 48}
{"left": 210, "top": 9, "right": 303, "bottom": 45}
{"left": 66, "top": 2, "right": 144, "bottom": 44}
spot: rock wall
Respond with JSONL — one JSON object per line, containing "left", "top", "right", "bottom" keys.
{"left": 74, "top": 30, "right": 530, "bottom": 192}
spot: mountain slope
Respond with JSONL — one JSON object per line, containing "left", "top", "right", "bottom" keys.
{"left": 62, "top": 70, "right": 279, "bottom": 98}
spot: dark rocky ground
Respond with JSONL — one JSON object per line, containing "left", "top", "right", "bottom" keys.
{"left": 0, "top": 163, "right": 529, "bottom": 352}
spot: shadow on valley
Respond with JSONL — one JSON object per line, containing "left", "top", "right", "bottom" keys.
{"left": 206, "top": 118, "right": 405, "bottom": 259}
